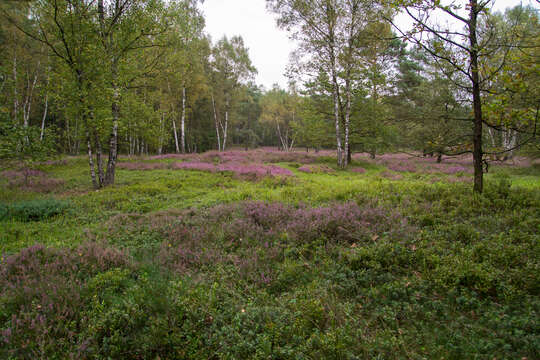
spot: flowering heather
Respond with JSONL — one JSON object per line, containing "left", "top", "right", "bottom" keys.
{"left": 297, "top": 165, "right": 335, "bottom": 174}
{"left": 217, "top": 163, "right": 294, "bottom": 178}
{"left": 0, "top": 243, "right": 130, "bottom": 358}
{"left": 147, "top": 154, "right": 194, "bottom": 160}
{"left": 243, "top": 201, "right": 295, "bottom": 230}
{"left": 195, "top": 149, "right": 318, "bottom": 165}
{"left": 1, "top": 169, "right": 47, "bottom": 179}
{"left": 386, "top": 163, "right": 417, "bottom": 173}
{"left": 0, "top": 169, "right": 64, "bottom": 193}
{"left": 284, "top": 202, "right": 411, "bottom": 243}
{"left": 142, "top": 200, "right": 413, "bottom": 287}
{"left": 170, "top": 160, "right": 293, "bottom": 179}
{"left": 117, "top": 162, "right": 168, "bottom": 170}
{"left": 230, "top": 201, "right": 406, "bottom": 244}
{"left": 157, "top": 241, "right": 225, "bottom": 273}
{"left": 171, "top": 161, "right": 217, "bottom": 172}
{"left": 350, "top": 167, "right": 366, "bottom": 174}
{"left": 422, "top": 163, "right": 472, "bottom": 174}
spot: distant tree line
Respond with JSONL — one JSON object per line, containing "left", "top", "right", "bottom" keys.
{"left": 1, "top": 0, "right": 538, "bottom": 192}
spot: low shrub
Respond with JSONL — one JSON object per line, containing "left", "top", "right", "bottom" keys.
{"left": 0, "top": 243, "right": 131, "bottom": 359}
{"left": 0, "top": 168, "right": 64, "bottom": 193}
{"left": 0, "top": 199, "right": 70, "bottom": 222}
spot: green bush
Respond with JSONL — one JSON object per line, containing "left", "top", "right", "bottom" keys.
{"left": 1, "top": 199, "right": 70, "bottom": 221}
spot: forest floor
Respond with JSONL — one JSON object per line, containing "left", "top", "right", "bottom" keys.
{"left": 1, "top": 148, "right": 539, "bottom": 359}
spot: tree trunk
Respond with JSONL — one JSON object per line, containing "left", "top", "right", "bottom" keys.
{"left": 181, "top": 86, "right": 186, "bottom": 153}
{"left": 172, "top": 114, "right": 180, "bottom": 153}
{"left": 40, "top": 93, "right": 48, "bottom": 141}
{"left": 40, "top": 58, "right": 51, "bottom": 141}
{"left": 223, "top": 97, "right": 229, "bottom": 151}
{"left": 488, "top": 128, "right": 497, "bottom": 148}
{"left": 23, "top": 69, "right": 39, "bottom": 128}
{"left": 105, "top": 58, "right": 119, "bottom": 186}
{"left": 212, "top": 94, "right": 221, "bottom": 151}
{"left": 332, "top": 76, "right": 343, "bottom": 167}
{"left": 344, "top": 77, "right": 352, "bottom": 167}
{"left": 469, "top": 1, "right": 484, "bottom": 193}
{"left": 95, "top": 132, "right": 105, "bottom": 187}
{"left": 330, "top": 44, "right": 343, "bottom": 167}
{"left": 502, "top": 128, "right": 517, "bottom": 160}
{"left": 86, "top": 130, "right": 99, "bottom": 189}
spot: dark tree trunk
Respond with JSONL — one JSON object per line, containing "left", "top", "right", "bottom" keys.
{"left": 105, "top": 59, "right": 119, "bottom": 186}
{"left": 469, "top": 0, "right": 484, "bottom": 193}
{"left": 95, "top": 132, "right": 105, "bottom": 187}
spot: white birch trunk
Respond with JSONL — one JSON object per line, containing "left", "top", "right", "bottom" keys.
{"left": 223, "top": 107, "right": 228, "bottom": 151}
{"left": 332, "top": 73, "right": 343, "bottom": 167}
{"left": 40, "top": 94, "right": 48, "bottom": 141}
{"left": 23, "top": 71, "right": 38, "bottom": 128}
{"left": 86, "top": 131, "right": 98, "bottom": 189}
{"left": 172, "top": 114, "right": 180, "bottom": 153}
{"left": 40, "top": 63, "right": 50, "bottom": 141}
{"left": 167, "top": 79, "right": 180, "bottom": 153}
{"left": 212, "top": 94, "right": 221, "bottom": 151}
{"left": 181, "top": 86, "right": 186, "bottom": 153}
{"left": 343, "top": 76, "right": 352, "bottom": 167}
{"left": 488, "top": 128, "right": 497, "bottom": 148}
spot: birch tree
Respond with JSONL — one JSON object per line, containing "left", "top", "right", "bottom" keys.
{"left": 267, "top": 0, "right": 390, "bottom": 167}
{"left": 260, "top": 85, "right": 298, "bottom": 151}
{"left": 211, "top": 36, "right": 256, "bottom": 152}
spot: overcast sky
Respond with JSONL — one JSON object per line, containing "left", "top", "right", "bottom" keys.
{"left": 201, "top": 0, "right": 539, "bottom": 90}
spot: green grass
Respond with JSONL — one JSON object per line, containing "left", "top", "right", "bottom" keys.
{"left": 0, "top": 154, "right": 539, "bottom": 359}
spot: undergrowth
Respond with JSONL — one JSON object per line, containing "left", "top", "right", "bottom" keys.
{"left": 0, "top": 152, "right": 538, "bottom": 359}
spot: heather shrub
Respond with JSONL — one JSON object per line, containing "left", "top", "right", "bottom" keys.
{"left": 350, "top": 167, "right": 366, "bottom": 173}
{"left": 0, "top": 243, "right": 130, "bottom": 359}
{"left": 379, "top": 170, "right": 403, "bottom": 180}
{"left": 386, "top": 162, "right": 417, "bottom": 172}
{"left": 297, "top": 164, "right": 335, "bottom": 174}
{"left": 199, "top": 201, "right": 411, "bottom": 248}
{"left": 1, "top": 199, "right": 70, "bottom": 221}
{"left": 0, "top": 168, "right": 64, "bottom": 193}
{"left": 171, "top": 161, "right": 216, "bottom": 172}
{"left": 116, "top": 162, "right": 167, "bottom": 170}
{"left": 171, "top": 161, "right": 294, "bottom": 180}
